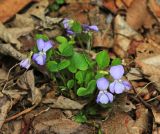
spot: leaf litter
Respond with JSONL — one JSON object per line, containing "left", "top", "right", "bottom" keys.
{"left": 0, "top": 0, "right": 160, "bottom": 133}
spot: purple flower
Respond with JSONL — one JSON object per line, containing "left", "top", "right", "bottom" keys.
{"left": 32, "top": 39, "right": 52, "bottom": 65}
{"left": 20, "top": 58, "right": 31, "bottom": 69}
{"left": 109, "top": 65, "right": 131, "bottom": 94}
{"left": 62, "top": 18, "right": 72, "bottom": 29}
{"left": 96, "top": 91, "right": 113, "bottom": 104}
{"left": 82, "top": 24, "right": 99, "bottom": 32}
{"left": 97, "top": 77, "right": 109, "bottom": 91}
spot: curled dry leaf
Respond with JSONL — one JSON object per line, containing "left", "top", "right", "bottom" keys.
{"left": 25, "top": 108, "right": 94, "bottom": 134}
{"left": 0, "top": 23, "right": 33, "bottom": 49}
{"left": 152, "top": 106, "right": 160, "bottom": 124}
{"left": 0, "top": 0, "right": 33, "bottom": 23}
{"left": 126, "top": 0, "right": 156, "bottom": 30}
{"left": 0, "top": 95, "right": 11, "bottom": 129}
{"left": 102, "top": 105, "right": 148, "bottom": 134}
{"left": 114, "top": 15, "right": 143, "bottom": 57}
{"left": 136, "top": 39, "right": 160, "bottom": 91}
{"left": 126, "top": 68, "right": 143, "bottom": 81}
{"left": 0, "top": 43, "right": 27, "bottom": 61}
{"left": 148, "top": 0, "right": 160, "bottom": 21}
{"left": 26, "top": 0, "right": 49, "bottom": 21}
{"left": 43, "top": 96, "right": 85, "bottom": 110}
{"left": 26, "top": 70, "right": 42, "bottom": 105}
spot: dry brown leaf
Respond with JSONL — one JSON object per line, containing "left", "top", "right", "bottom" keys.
{"left": 0, "top": 43, "right": 27, "bottom": 61}
{"left": 0, "top": 0, "right": 34, "bottom": 23}
{"left": 0, "top": 68, "right": 8, "bottom": 80}
{"left": 25, "top": 108, "right": 94, "bottom": 134}
{"left": 126, "top": 68, "right": 143, "bottom": 81}
{"left": 152, "top": 107, "right": 160, "bottom": 124}
{"left": 0, "top": 23, "right": 33, "bottom": 49}
{"left": 103, "top": 0, "right": 118, "bottom": 13}
{"left": 43, "top": 96, "right": 85, "bottom": 110}
{"left": 114, "top": 15, "right": 143, "bottom": 57}
{"left": 126, "top": 0, "right": 156, "bottom": 30}
{"left": 136, "top": 39, "right": 160, "bottom": 91}
{"left": 0, "top": 95, "right": 11, "bottom": 129}
{"left": 27, "top": 70, "right": 42, "bottom": 105}
{"left": 103, "top": 105, "right": 148, "bottom": 134}
{"left": 148, "top": 0, "right": 160, "bottom": 21}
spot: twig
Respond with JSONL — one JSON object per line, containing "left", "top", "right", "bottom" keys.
{"left": 5, "top": 105, "right": 36, "bottom": 122}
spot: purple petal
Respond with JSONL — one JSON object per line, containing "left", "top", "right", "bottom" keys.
{"left": 89, "top": 25, "right": 99, "bottom": 31}
{"left": 122, "top": 80, "right": 131, "bottom": 90}
{"left": 43, "top": 41, "right": 53, "bottom": 52}
{"left": 67, "top": 29, "right": 74, "bottom": 35}
{"left": 96, "top": 77, "right": 109, "bottom": 91}
{"left": 109, "top": 80, "right": 125, "bottom": 94}
{"left": 32, "top": 53, "right": 39, "bottom": 61}
{"left": 82, "top": 24, "right": 90, "bottom": 31}
{"left": 37, "top": 39, "right": 45, "bottom": 51}
{"left": 33, "top": 53, "right": 46, "bottom": 65}
{"left": 105, "top": 92, "right": 114, "bottom": 102}
{"left": 20, "top": 58, "right": 31, "bottom": 69}
{"left": 110, "top": 65, "right": 124, "bottom": 80}
{"left": 109, "top": 81, "right": 116, "bottom": 93}
{"left": 62, "top": 19, "right": 70, "bottom": 29}
{"left": 96, "top": 91, "right": 109, "bottom": 104}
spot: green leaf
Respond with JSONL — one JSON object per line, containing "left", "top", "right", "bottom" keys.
{"left": 35, "top": 34, "right": 49, "bottom": 41}
{"left": 71, "top": 21, "right": 82, "bottom": 33}
{"left": 72, "top": 52, "right": 88, "bottom": 71}
{"left": 58, "top": 59, "right": 70, "bottom": 70}
{"left": 67, "top": 79, "right": 74, "bottom": 89}
{"left": 77, "top": 80, "right": 96, "bottom": 96}
{"left": 46, "top": 61, "right": 58, "bottom": 72}
{"left": 95, "top": 72, "right": 105, "bottom": 80}
{"left": 58, "top": 43, "right": 74, "bottom": 56}
{"left": 56, "top": 0, "right": 65, "bottom": 4}
{"left": 74, "top": 112, "right": 87, "bottom": 123}
{"left": 56, "top": 36, "right": 68, "bottom": 44}
{"left": 46, "top": 49, "right": 54, "bottom": 61}
{"left": 96, "top": 50, "right": 110, "bottom": 69}
{"left": 85, "top": 71, "right": 94, "bottom": 84}
{"left": 75, "top": 71, "right": 85, "bottom": 84}
{"left": 111, "top": 58, "right": 122, "bottom": 66}
{"left": 68, "top": 58, "right": 77, "bottom": 73}
{"left": 87, "top": 80, "right": 96, "bottom": 94}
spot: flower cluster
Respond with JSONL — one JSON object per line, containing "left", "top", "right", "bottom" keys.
{"left": 96, "top": 65, "right": 131, "bottom": 104}
{"left": 62, "top": 18, "right": 99, "bottom": 35}
{"left": 20, "top": 39, "right": 53, "bottom": 69}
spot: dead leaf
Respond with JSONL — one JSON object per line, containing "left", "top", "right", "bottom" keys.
{"left": 114, "top": 15, "right": 143, "bottom": 57}
{"left": 103, "top": 0, "right": 118, "bottom": 13}
{"left": 24, "top": 108, "right": 95, "bottom": 134}
{"left": 148, "top": 0, "right": 160, "bottom": 21}
{"left": 126, "top": 0, "right": 156, "bottom": 30}
{"left": 0, "top": 43, "right": 27, "bottom": 61}
{"left": 0, "top": 0, "right": 33, "bottom": 23}
{"left": 0, "top": 95, "right": 11, "bottom": 129}
{"left": 126, "top": 68, "right": 143, "bottom": 81}
{"left": 26, "top": 70, "right": 42, "bottom": 105}
{"left": 0, "top": 23, "right": 33, "bottom": 49}
{"left": 0, "top": 68, "right": 8, "bottom": 80}
{"left": 103, "top": 105, "right": 148, "bottom": 134}
{"left": 136, "top": 39, "right": 160, "bottom": 91}
{"left": 26, "top": 0, "right": 49, "bottom": 21}
{"left": 43, "top": 96, "right": 85, "bottom": 110}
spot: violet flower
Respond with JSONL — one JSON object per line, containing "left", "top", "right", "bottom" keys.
{"left": 96, "top": 90, "right": 113, "bottom": 104}
{"left": 82, "top": 24, "right": 99, "bottom": 32}
{"left": 96, "top": 77, "right": 114, "bottom": 104}
{"left": 109, "top": 65, "right": 131, "bottom": 94}
{"left": 32, "top": 39, "right": 52, "bottom": 65}
{"left": 97, "top": 77, "right": 109, "bottom": 91}
{"left": 20, "top": 58, "right": 31, "bottom": 69}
